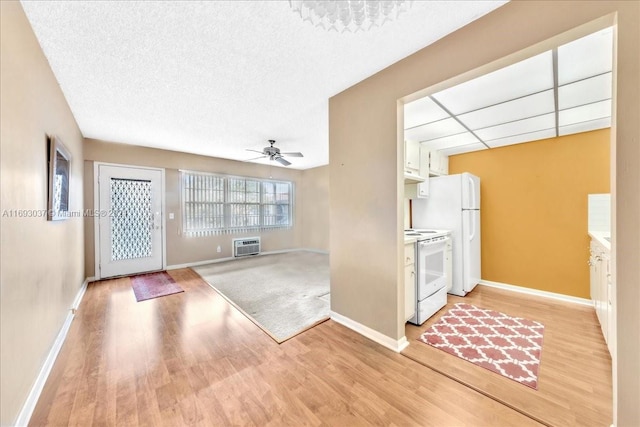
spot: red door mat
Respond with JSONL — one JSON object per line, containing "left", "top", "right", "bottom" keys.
{"left": 131, "top": 271, "right": 184, "bottom": 302}
{"left": 418, "top": 303, "right": 544, "bottom": 389}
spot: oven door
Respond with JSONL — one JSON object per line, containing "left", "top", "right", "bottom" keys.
{"left": 417, "top": 238, "right": 448, "bottom": 300}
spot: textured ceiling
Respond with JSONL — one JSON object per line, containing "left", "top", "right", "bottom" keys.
{"left": 20, "top": 0, "right": 507, "bottom": 169}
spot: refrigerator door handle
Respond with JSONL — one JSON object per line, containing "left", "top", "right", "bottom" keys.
{"left": 468, "top": 176, "right": 476, "bottom": 210}
{"left": 469, "top": 209, "right": 476, "bottom": 241}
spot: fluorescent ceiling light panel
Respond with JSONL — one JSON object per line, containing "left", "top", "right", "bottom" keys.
{"left": 475, "top": 113, "right": 556, "bottom": 141}
{"left": 404, "top": 96, "right": 450, "bottom": 129}
{"left": 458, "top": 90, "right": 555, "bottom": 130}
{"left": 558, "top": 72, "right": 612, "bottom": 110}
{"left": 421, "top": 132, "right": 480, "bottom": 151}
{"left": 485, "top": 128, "right": 556, "bottom": 148}
{"left": 432, "top": 51, "right": 553, "bottom": 115}
{"left": 404, "top": 118, "right": 466, "bottom": 142}
{"left": 440, "top": 143, "right": 487, "bottom": 156}
{"left": 557, "top": 27, "right": 613, "bottom": 85}
{"left": 559, "top": 117, "right": 611, "bottom": 136}
{"left": 559, "top": 99, "right": 612, "bottom": 126}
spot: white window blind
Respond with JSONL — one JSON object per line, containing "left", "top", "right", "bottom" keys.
{"left": 181, "top": 170, "right": 293, "bottom": 236}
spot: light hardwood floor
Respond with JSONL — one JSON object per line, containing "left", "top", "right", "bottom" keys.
{"left": 30, "top": 268, "right": 542, "bottom": 426}
{"left": 403, "top": 285, "right": 612, "bottom": 427}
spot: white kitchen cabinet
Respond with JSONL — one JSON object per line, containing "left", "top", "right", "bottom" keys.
{"left": 404, "top": 140, "right": 420, "bottom": 173}
{"left": 589, "top": 236, "right": 614, "bottom": 355}
{"left": 404, "top": 242, "right": 416, "bottom": 321}
{"left": 404, "top": 145, "right": 430, "bottom": 199}
{"left": 428, "top": 150, "right": 449, "bottom": 176}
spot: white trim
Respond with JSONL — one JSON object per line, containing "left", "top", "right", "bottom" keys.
{"left": 93, "top": 163, "right": 100, "bottom": 280}
{"left": 167, "top": 256, "right": 235, "bottom": 270}
{"left": 299, "top": 248, "right": 329, "bottom": 254}
{"left": 93, "top": 162, "right": 166, "bottom": 280}
{"left": 330, "top": 311, "right": 409, "bottom": 353}
{"left": 479, "top": 279, "right": 593, "bottom": 306}
{"left": 14, "top": 277, "right": 90, "bottom": 427}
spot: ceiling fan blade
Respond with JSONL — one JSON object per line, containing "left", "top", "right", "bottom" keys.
{"left": 244, "top": 155, "right": 267, "bottom": 161}
{"left": 280, "top": 152, "right": 304, "bottom": 157}
{"left": 246, "top": 149, "right": 265, "bottom": 154}
{"left": 274, "top": 156, "right": 291, "bottom": 166}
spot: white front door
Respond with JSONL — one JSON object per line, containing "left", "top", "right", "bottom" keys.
{"left": 97, "top": 164, "right": 164, "bottom": 278}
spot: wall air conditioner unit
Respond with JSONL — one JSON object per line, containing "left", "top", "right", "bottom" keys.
{"left": 233, "top": 237, "right": 261, "bottom": 257}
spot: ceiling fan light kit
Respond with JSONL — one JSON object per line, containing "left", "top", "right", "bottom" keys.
{"left": 245, "top": 140, "right": 304, "bottom": 167}
{"left": 289, "top": 0, "right": 413, "bottom": 33}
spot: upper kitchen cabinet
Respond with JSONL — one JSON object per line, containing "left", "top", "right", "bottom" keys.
{"left": 428, "top": 150, "right": 449, "bottom": 176}
{"left": 404, "top": 139, "right": 420, "bottom": 172}
{"left": 404, "top": 139, "right": 425, "bottom": 185}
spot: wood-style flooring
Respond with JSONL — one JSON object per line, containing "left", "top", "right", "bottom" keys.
{"left": 30, "top": 269, "right": 542, "bottom": 426}
{"left": 404, "top": 285, "right": 613, "bottom": 427}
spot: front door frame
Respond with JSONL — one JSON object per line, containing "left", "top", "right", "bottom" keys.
{"left": 93, "top": 161, "right": 166, "bottom": 280}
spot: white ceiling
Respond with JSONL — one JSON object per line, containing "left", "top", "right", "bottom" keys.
{"left": 404, "top": 27, "right": 613, "bottom": 156}
{"left": 20, "top": 1, "right": 507, "bottom": 170}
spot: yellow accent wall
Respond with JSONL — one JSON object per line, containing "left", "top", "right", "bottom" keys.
{"left": 449, "top": 129, "right": 610, "bottom": 298}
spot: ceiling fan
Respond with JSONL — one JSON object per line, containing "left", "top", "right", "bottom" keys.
{"left": 245, "top": 139, "right": 304, "bottom": 166}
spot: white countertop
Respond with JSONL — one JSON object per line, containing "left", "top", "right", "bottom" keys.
{"left": 589, "top": 230, "right": 611, "bottom": 251}
{"left": 404, "top": 236, "right": 418, "bottom": 244}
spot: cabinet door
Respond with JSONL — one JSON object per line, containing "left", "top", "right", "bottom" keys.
{"left": 417, "top": 179, "right": 429, "bottom": 198}
{"left": 405, "top": 264, "right": 416, "bottom": 321}
{"left": 405, "top": 140, "right": 420, "bottom": 172}
{"left": 438, "top": 152, "right": 449, "bottom": 175}
{"left": 600, "top": 253, "right": 610, "bottom": 343}
{"left": 589, "top": 242, "right": 599, "bottom": 306}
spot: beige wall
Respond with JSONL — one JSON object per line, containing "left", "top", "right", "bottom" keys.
{"left": 0, "top": 2, "right": 85, "bottom": 425}
{"left": 329, "top": 1, "right": 638, "bottom": 424}
{"left": 301, "top": 165, "right": 330, "bottom": 252}
{"left": 84, "top": 139, "right": 330, "bottom": 277}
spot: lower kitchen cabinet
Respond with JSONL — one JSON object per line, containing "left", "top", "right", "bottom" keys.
{"left": 404, "top": 242, "right": 416, "bottom": 321}
{"left": 589, "top": 236, "right": 614, "bottom": 356}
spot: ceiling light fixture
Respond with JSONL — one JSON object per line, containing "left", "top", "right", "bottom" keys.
{"left": 289, "top": 0, "right": 413, "bottom": 32}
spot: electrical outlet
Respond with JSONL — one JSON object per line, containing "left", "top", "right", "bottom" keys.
{"left": 216, "top": 245, "right": 221, "bottom": 253}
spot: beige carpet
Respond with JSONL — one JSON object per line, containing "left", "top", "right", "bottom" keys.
{"left": 193, "top": 251, "right": 330, "bottom": 343}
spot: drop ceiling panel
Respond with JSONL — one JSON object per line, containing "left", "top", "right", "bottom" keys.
{"left": 432, "top": 51, "right": 553, "bottom": 115}
{"left": 559, "top": 117, "right": 611, "bottom": 136}
{"left": 558, "top": 73, "right": 612, "bottom": 110}
{"left": 557, "top": 27, "right": 613, "bottom": 85}
{"left": 559, "top": 99, "right": 612, "bottom": 126}
{"left": 404, "top": 118, "right": 467, "bottom": 142}
{"left": 458, "top": 90, "right": 555, "bottom": 130}
{"left": 404, "top": 96, "right": 450, "bottom": 129}
{"left": 475, "top": 113, "right": 555, "bottom": 141}
{"left": 403, "top": 26, "right": 613, "bottom": 158}
{"left": 440, "top": 143, "right": 487, "bottom": 156}
{"left": 421, "top": 132, "right": 480, "bottom": 151}
{"left": 485, "top": 128, "right": 557, "bottom": 148}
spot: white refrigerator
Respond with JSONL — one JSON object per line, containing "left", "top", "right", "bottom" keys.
{"left": 413, "top": 172, "right": 481, "bottom": 297}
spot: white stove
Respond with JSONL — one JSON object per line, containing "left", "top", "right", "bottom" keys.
{"left": 405, "top": 228, "right": 452, "bottom": 325}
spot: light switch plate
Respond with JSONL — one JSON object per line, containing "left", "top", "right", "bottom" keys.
{"left": 169, "top": 212, "right": 175, "bottom": 220}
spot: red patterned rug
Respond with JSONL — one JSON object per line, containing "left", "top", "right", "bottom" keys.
{"left": 418, "top": 303, "right": 544, "bottom": 389}
{"left": 131, "top": 271, "right": 184, "bottom": 302}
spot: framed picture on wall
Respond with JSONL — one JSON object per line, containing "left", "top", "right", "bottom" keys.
{"left": 47, "top": 135, "right": 71, "bottom": 220}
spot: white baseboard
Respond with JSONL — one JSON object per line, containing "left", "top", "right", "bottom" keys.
{"left": 14, "top": 277, "right": 90, "bottom": 427}
{"left": 299, "top": 248, "right": 330, "bottom": 254}
{"left": 167, "top": 248, "right": 329, "bottom": 270}
{"left": 479, "top": 279, "right": 592, "bottom": 306}
{"left": 330, "top": 311, "right": 409, "bottom": 353}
